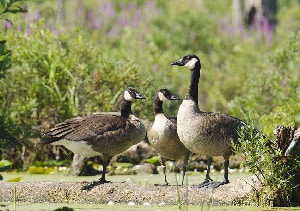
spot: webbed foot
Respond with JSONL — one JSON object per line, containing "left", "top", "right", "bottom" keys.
{"left": 194, "top": 179, "right": 229, "bottom": 189}
{"left": 206, "top": 180, "right": 229, "bottom": 189}
{"left": 154, "top": 182, "right": 169, "bottom": 186}
{"left": 81, "top": 178, "right": 111, "bottom": 191}
{"left": 194, "top": 178, "right": 213, "bottom": 188}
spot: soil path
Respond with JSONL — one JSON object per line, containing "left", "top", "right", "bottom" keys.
{"left": 0, "top": 176, "right": 260, "bottom": 205}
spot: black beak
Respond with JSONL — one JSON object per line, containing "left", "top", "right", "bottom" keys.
{"left": 171, "top": 59, "right": 184, "bottom": 66}
{"left": 136, "top": 92, "right": 146, "bottom": 99}
{"left": 170, "top": 95, "right": 180, "bottom": 101}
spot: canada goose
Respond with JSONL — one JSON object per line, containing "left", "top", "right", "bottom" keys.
{"left": 146, "top": 89, "right": 190, "bottom": 185}
{"left": 285, "top": 127, "right": 300, "bottom": 155}
{"left": 41, "top": 87, "right": 146, "bottom": 185}
{"left": 171, "top": 54, "right": 244, "bottom": 188}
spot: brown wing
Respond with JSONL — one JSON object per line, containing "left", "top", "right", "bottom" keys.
{"left": 41, "top": 113, "right": 126, "bottom": 144}
{"left": 201, "top": 112, "right": 244, "bottom": 141}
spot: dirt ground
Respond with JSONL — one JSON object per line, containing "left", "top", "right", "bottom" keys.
{"left": 0, "top": 176, "right": 261, "bottom": 206}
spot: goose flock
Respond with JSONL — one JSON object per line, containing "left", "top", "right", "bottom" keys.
{"left": 41, "top": 54, "right": 293, "bottom": 189}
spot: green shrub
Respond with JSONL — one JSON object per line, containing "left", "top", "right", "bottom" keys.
{"left": 229, "top": 31, "right": 300, "bottom": 134}
{"left": 0, "top": 20, "right": 151, "bottom": 167}
{"left": 231, "top": 32, "right": 300, "bottom": 206}
{"left": 233, "top": 119, "right": 300, "bottom": 206}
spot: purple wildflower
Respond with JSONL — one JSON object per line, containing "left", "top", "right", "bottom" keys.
{"left": 35, "top": 10, "right": 40, "bottom": 21}
{"left": 262, "top": 17, "right": 274, "bottom": 44}
{"left": 105, "top": 2, "right": 114, "bottom": 19}
{"left": 281, "top": 79, "right": 287, "bottom": 88}
{"left": 133, "top": 9, "right": 141, "bottom": 26}
{"left": 3, "top": 20, "right": 12, "bottom": 31}
{"left": 25, "top": 27, "right": 31, "bottom": 36}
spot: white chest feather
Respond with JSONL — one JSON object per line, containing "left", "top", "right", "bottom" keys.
{"left": 51, "top": 139, "right": 102, "bottom": 157}
{"left": 177, "top": 100, "right": 200, "bottom": 121}
{"left": 152, "top": 114, "right": 171, "bottom": 134}
{"left": 177, "top": 100, "right": 201, "bottom": 146}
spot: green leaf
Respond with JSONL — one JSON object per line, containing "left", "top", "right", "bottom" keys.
{"left": 142, "top": 156, "right": 160, "bottom": 165}
{"left": 0, "top": 159, "right": 12, "bottom": 167}
{"left": 0, "top": 0, "right": 8, "bottom": 9}
{"left": 7, "top": 176, "right": 22, "bottom": 182}
{"left": 15, "top": 6, "right": 27, "bottom": 13}
{"left": 0, "top": 159, "right": 12, "bottom": 172}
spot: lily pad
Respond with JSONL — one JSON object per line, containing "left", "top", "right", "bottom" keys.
{"left": 7, "top": 177, "right": 22, "bottom": 182}
{"left": 28, "top": 166, "right": 54, "bottom": 174}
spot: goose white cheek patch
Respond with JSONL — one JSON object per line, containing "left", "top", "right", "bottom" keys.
{"left": 184, "top": 58, "right": 198, "bottom": 69}
{"left": 158, "top": 92, "right": 168, "bottom": 101}
{"left": 124, "top": 90, "right": 134, "bottom": 101}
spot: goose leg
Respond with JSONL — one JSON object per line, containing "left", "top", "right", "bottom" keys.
{"left": 99, "top": 154, "right": 112, "bottom": 183}
{"left": 156, "top": 156, "right": 169, "bottom": 186}
{"left": 181, "top": 153, "right": 190, "bottom": 185}
{"left": 195, "top": 157, "right": 213, "bottom": 188}
{"left": 223, "top": 159, "right": 230, "bottom": 184}
{"left": 205, "top": 157, "right": 213, "bottom": 182}
{"left": 206, "top": 159, "right": 230, "bottom": 189}
{"left": 82, "top": 154, "right": 112, "bottom": 191}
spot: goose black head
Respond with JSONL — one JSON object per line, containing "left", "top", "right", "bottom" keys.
{"left": 157, "top": 89, "right": 180, "bottom": 101}
{"left": 124, "top": 87, "right": 146, "bottom": 101}
{"left": 171, "top": 54, "right": 200, "bottom": 70}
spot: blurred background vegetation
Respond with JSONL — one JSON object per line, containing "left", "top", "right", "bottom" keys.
{"left": 0, "top": 0, "right": 299, "bottom": 171}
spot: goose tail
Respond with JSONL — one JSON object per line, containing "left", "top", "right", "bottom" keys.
{"left": 40, "top": 132, "right": 61, "bottom": 145}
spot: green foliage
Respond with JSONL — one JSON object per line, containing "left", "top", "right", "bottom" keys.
{"left": 7, "top": 176, "right": 21, "bottom": 182}
{"left": 142, "top": 156, "right": 160, "bottom": 166}
{"left": 28, "top": 166, "right": 54, "bottom": 174}
{"left": 229, "top": 31, "right": 300, "bottom": 136}
{"left": 0, "top": 159, "right": 12, "bottom": 180}
{"left": 233, "top": 120, "right": 300, "bottom": 206}
{"left": 0, "top": 40, "right": 32, "bottom": 167}
{"left": 231, "top": 31, "right": 300, "bottom": 205}
{"left": 0, "top": 17, "right": 151, "bottom": 167}
{"left": 2, "top": 20, "right": 151, "bottom": 125}
{"left": 0, "top": 0, "right": 27, "bottom": 24}
{"left": 0, "top": 40, "right": 11, "bottom": 78}
{"left": 0, "top": 159, "right": 12, "bottom": 172}
{"left": 0, "top": 0, "right": 29, "bottom": 170}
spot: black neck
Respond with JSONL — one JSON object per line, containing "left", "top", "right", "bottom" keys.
{"left": 153, "top": 94, "right": 164, "bottom": 115}
{"left": 186, "top": 62, "right": 201, "bottom": 104}
{"left": 120, "top": 98, "right": 132, "bottom": 118}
